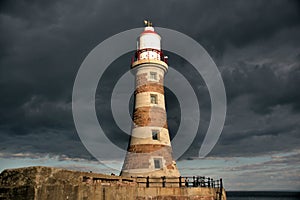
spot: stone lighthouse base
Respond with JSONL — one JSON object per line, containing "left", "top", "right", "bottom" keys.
{"left": 0, "top": 166, "right": 226, "bottom": 200}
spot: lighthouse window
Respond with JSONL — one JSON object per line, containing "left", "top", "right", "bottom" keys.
{"left": 150, "top": 94, "right": 158, "bottom": 104}
{"left": 152, "top": 130, "right": 159, "bottom": 140}
{"left": 150, "top": 72, "right": 157, "bottom": 80}
{"left": 154, "top": 158, "right": 162, "bottom": 169}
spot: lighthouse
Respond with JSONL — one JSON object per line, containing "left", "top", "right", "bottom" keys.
{"left": 120, "top": 21, "right": 180, "bottom": 177}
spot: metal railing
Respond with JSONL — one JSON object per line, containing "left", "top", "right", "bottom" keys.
{"left": 133, "top": 176, "right": 223, "bottom": 189}
{"left": 131, "top": 48, "right": 168, "bottom": 64}
{"left": 82, "top": 175, "right": 224, "bottom": 200}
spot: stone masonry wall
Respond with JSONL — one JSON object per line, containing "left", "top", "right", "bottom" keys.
{"left": 0, "top": 167, "right": 226, "bottom": 200}
{"left": 122, "top": 145, "right": 174, "bottom": 170}
{"left": 135, "top": 83, "right": 164, "bottom": 95}
{"left": 133, "top": 106, "right": 168, "bottom": 128}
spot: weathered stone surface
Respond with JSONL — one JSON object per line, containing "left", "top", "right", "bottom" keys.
{"left": 122, "top": 145, "right": 174, "bottom": 170}
{"left": 133, "top": 106, "right": 168, "bottom": 128}
{"left": 136, "top": 72, "right": 148, "bottom": 87}
{"left": 0, "top": 166, "right": 226, "bottom": 200}
{"left": 135, "top": 83, "right": 164, "bottom": 95}
{"left": 128, "top": 144, "right": 172, "bottom": 153}
{"left": 135, "top": 72, "right": 164, "bottom": 88}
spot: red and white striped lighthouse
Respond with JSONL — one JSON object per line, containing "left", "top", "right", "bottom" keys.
{"left": 120, "top": 21, "right": 180, "bottom": 177}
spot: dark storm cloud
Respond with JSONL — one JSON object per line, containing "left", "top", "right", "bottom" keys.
{"left": 208, "top": 55, "right": 300, "bottom": 157}
{"left": 206, "top": 23, "right": 300, "bottom": 157}
{"left": 223, "top": 61, "right": 300, "bottom": 113}
{"left": 0, "top": 0, "right": 300, "bottom": 160}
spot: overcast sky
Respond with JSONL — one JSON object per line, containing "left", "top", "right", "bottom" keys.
{"left": 0, "top": 0, "right": 300, "bottom": 191}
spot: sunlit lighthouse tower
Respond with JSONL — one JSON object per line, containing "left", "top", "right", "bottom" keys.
{"left": 121, "top": 21, "right": 180, "bottom": 177}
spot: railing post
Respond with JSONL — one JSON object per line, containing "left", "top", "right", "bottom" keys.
{"left": 208, "top": 177, "right": 211, "bottom": 187}
{"left": 219, "top": 178, "right": 223, "bottom": 200}
{"left": 193, "top": 176, "right": 196, "bottom": 187}
{"left": 162, "top": 176, "right": 166, "bottom": 187}
{"left": 179, "top": 176, "right": 182, "bottom": 187}
{"left": 146, "top": 176, "right": 149, "bottom": 188}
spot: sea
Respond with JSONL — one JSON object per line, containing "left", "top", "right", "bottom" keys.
{"left": 227, "top": 191, "right": 300, "bottom": 200}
